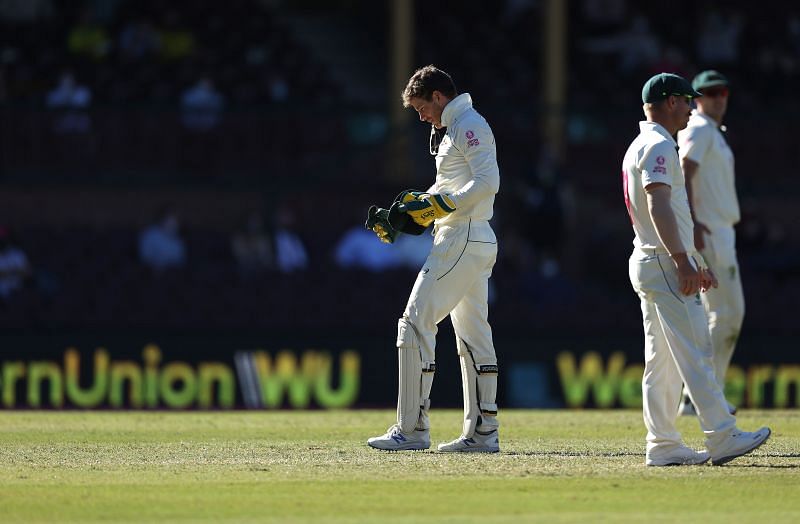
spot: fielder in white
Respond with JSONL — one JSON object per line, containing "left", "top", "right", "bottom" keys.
{"left": 623, "top": 72, "right": 770, "bottom": 466}
{"left": 368, "top": 65, "right": 501, "bottom": 452}
{"left": 677, "top": 70, "right": 742, "bottom": 416}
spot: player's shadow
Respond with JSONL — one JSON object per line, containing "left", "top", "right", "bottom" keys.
{"left": 504, "top": 451, "right": 642, "bottom": 458}
{"left": 726, "top": 464, "right": 800, "bottom": 469}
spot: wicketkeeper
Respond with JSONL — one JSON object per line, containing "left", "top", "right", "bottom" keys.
{"left": 366, "top": 65, "right": 501, "bottom": 452}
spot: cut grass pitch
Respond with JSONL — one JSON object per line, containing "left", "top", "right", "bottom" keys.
{"left": 0, "top": 410, "right": 798, "bottom": 523}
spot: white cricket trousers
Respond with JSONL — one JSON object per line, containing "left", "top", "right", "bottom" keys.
{"left": 404, "top": 219, "right": 498, "bottom": 366}
{"left": 629, "top": 248, "right": 736, "bottom": 451}
{"left": 700, "top": 225, "right": 745, "bottom": 385}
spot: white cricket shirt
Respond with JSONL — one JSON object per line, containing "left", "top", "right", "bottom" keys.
{"left": 622, "top": 121, "right": 694, "bottom": 252}
{"left": 432, "top": 93, "right": 500, "bottom": 225}
{"left": 677, "top": 110, "right": 739, "bottom": 229}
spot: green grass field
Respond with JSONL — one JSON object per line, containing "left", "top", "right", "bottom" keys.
{"left": 0, "top": 409, "right": 798, "bottom": 523}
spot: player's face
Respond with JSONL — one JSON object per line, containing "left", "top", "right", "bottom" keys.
{"left": 409, "top": 92, "right": 446, "bottom": 128}
{"left": 698, "top": 86, "right": 729, "bottom": 120}
{"left": 672, "top": 95, "right": 693, "bottom": 131}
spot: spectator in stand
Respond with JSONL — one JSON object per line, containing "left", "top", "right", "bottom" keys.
{"left": 118, "top": 17, "right": 161, "bottom": 61}
{"left": 0, "top": 226, "right": 31, "bottom": 303}
{"left": 273, "top": 206, "right": 308, "bottom": 273}
{"left": 157, "top": 10, "right": 195, "bottom": 61}
{"left": 67, "top": 7, "right": 111, "bottom": 60}
{"left": 180, "top": 77, "right": 225, "bottom": 132}
{"left": 138, "top": 206, "right": 187, "bottom": 274}
{"left": 231, "top": 211, "right": 273, "bottom": 277}
{"left": 394, "top": 233, "right": 434, "bottom": 270}
{"left": 45, "top": 71, "right": 92, "bottom": 133}
{"left": 267, "top": 72, "right": 290, "bottom": 103}
{"left": 334, "top": 225, "right": 400, "bottom": 272}
{"left": 334, "top": 221, "right": 433, "bottom": 272}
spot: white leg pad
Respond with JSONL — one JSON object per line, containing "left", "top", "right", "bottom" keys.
{"left": 396, "top": 317, "right": 435, "bottom": 432}
{"left": 419, "top": 362, "right": 435, "bottom": 430}
{"left": 457, "top": 338, "right": 499, "bottom": 437}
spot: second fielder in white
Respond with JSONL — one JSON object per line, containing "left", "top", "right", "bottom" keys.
{"left": 367, "top": 65, "right": 501, "bottom": 453}
{"left": 677, "top": 70, "right": 742, "bottom": 415}
{"left": 623, "top": 73, "right": 769, "bottom": 466}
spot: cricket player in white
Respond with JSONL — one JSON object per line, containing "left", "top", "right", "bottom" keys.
{"left": 677, "top": 70, "right": 742, "bottom": 416}
{"left": 368, "top": 65, "right": 500, "bottom": 452}
{"left": 623, "top": 73, "right": 769, "bottom": 466}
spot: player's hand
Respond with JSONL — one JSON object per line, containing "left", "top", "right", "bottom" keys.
{"left": 365, "top": 205, "right": 399, "bottom": 244}
{"left": 672, "top": 253, "right": 701, "bottom": 296}
{"left": 693, "top": 222, "right": 711, "bottom": 251}
{"left": 400, "top": 193, "right": 456, "bottom": 227}
{"left": 699, "top": 267, "right": 718, "bottom": 292}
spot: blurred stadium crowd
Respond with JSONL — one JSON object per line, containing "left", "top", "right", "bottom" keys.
{"left": 1, "top": 0, "right": 798, "bottom": 338}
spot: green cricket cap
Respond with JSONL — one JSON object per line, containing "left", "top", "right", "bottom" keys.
{"left": 641, "top": 72, "right": 703, "bottom": 103}
{"left": 692, "top": 70, "right": 729, "bottom": 91}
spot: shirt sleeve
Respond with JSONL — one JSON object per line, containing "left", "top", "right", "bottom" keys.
{"left": 678, "top": 123, "right": 712, "bottom": 164}
{"left": 639, "top": 141, "right": 676, "bottom": 189}
{"left": 448, "top": 122, "right": 500, "bottom": 208}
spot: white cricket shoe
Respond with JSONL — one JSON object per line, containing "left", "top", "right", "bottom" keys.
{"left": 367, "top": 424, "right": 430, "bottom": 451}
{"left": 646, "top": 445, "right": 710, "bottom": 466}
{"left": 709, "top": 426, "right": 771, "bottom": 466}
{"left": 437, "top": 429, "right": 500, "bottom": 453}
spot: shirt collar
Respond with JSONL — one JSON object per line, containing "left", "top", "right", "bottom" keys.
{"left": 639, "top": 121, "right": 676, "bottom": 146}
{"left": 441, "top": 93, "right": 472, "bottom": 128}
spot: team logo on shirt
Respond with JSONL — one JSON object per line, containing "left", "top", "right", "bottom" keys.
{"left": 466, "top": 130, "right": 474, "bottom": 139}
{"left": 653, "top": 155, "right": 667, "bottom": 174}
{"left": 465, "top": 130, "right": 480, "bottom": 147}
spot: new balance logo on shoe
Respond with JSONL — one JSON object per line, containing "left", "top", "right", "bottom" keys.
{"left": 437, "top": 432, "right": 500, "bottom": 453}
{"left": 367, "top": 425, "right": 430, "bottom": 451}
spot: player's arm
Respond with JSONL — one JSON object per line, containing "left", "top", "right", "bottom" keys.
{"left": 448, "top": 124, "right": 500, "bottom": 209}
{"left": 645, "top": 183, "right": 700, "bottom": 296}
{"left": 404, "top": 124, "right": 499, "bottom": 227}
{"left": 645, "top": 183, "right": 716, "bottom": 294}
{"left": 681, "top": 157, "right": 710, "bottom": 250}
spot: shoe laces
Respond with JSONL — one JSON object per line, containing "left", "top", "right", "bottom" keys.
{"left": 385, "top": 424, "right": 402, "bottom": 436}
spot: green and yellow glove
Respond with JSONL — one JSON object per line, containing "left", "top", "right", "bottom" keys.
{"left": 364, "top": 190, "right": 433, "bottom": 244}
{"left": 365, "top": 205, "right": 399, "bottom": 243}
{"left": 400, "top": 193, "right": 456, "bottom": 227}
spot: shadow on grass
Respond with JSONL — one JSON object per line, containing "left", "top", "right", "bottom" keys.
{"left": 503, "top": 451, "right": 642, "bottom": 457}
{"left": 727, "top": 463, "right": 800, "bottom": 469}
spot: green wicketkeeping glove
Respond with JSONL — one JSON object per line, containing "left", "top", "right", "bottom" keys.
{"left": 364, "top": 190, "right": 432, "bottom": 244}
{"left": 400, "top": 193, "right": 456, "bottom": 227}
{"left": 365, "top": 205, "right": 399, "bottom": 243}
